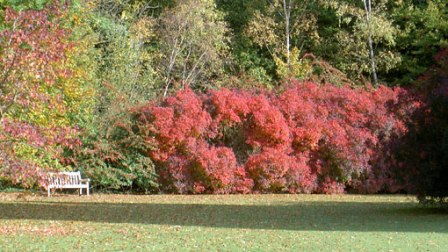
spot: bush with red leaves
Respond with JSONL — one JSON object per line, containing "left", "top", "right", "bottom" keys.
{"left": 133, "top": 81, "right": 416, "bottom": 194}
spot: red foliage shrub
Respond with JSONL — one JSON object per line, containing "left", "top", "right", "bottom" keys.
{"left": 245, "top": 148, "right": 315, "bottom": 193}
{"left": 245, "top": 95, "right": 291, "bottom": 150}
{"left": 137, "top": 88, "right": 212, "bottom": 162}
{"left": 136, "top": 89, "right": 252, "bottom": 193}
{"left": 133, "top": 81, "right": 416, "bottom": 194}
{"left": 207, "top": 88, "right": 251, "bottom": 127}
{"left": 188, "top": 142, "right": 247, "bottom": 194}
{"left": 318, "top": 177, "right": 345, "bottom": 194}
{"left": 275, "top": 82, "right": 416, "bottom": 193}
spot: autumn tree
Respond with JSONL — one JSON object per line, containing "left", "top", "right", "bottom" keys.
{"left": 0, "top": 1, "right": 95, "bottom": 187}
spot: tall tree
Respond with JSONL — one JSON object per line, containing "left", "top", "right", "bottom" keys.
{"left": 90, "top": 0, "right": 162, "bottom": 104}
{"left": 0, "top": 1, "right": 95, "bottom": 187}
{"left": 157, "top": 0, "right": 230, "bottom": 96}
{"left": 315, "top": 0, "right": 400, "bottom": 84}
{"left": 390, "top": 0, "right": 448, "bottom": 85}
{"left": 361, "top": 0, "right": 378, "bottom": 86}
{"left": 245, "top": 0, "right": 317, "bottom": 80}
{"left": 281, "top": 0, "right": 293, "bottom": 76}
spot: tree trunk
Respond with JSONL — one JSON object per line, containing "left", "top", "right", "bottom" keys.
{"left": 363, "top": 0, "right": 378, "bottom": 86}
{"left": 282, "top": 0, "right": 291, "bottom": 78}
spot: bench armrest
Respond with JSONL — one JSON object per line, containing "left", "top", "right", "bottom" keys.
{"left": 81, "top": 178, "right": 90, "bottom": 182}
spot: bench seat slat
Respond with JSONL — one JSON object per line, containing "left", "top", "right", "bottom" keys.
{"left": 48, "top": 184, "right": 89, "bottom": 189}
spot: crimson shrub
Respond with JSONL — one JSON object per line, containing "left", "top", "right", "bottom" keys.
{"left": 133, "top": 81, "right": 416, "bottom": 194}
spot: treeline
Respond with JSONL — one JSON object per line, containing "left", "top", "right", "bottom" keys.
{"left": 0, "top": 0, "right": 446, "bottom": 200}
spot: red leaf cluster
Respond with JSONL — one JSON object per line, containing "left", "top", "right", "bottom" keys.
{"left": 0, "top": 4, "right": 71, "bottom": 111}
{"left": 134, "top": 81, "right": 417, "bottom": 194}
{"left": 0, "top": 119, "right": 81, "bottom": 187}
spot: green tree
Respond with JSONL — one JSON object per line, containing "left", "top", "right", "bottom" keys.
{"left": 245, "top": 0, "right": 317, "bottom": 80}
{"left": 216, "top": 0, "right": 276, "bottom": 85}
{"left": 157, "top": 0, "right": 230, "bottom": 96}
{"left": 0, "top": 0, "right": 52, "bottom": 10}
{"left": 89, "top": 0, "right": 161, "bottom": 104}
{"left": 390, "top": 0, "right": 448, "bottom": 85}
{"left": 315, "top": 0, "right": 401, "bottom": 84}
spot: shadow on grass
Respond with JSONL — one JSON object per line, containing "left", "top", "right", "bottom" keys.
{"left": 0, "top": 201, "right": 446, "bottom": 232}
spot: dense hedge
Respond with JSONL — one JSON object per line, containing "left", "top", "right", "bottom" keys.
{"left": 126, "top": 81, "right": 417, "bottom": 194}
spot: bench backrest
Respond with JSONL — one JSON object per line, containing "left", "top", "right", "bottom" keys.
{"left": 48, "top": 172, "right": 82, "bottom": 186}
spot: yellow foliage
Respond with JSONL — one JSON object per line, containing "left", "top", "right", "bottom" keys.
{"left": 274, "top": 47, "right": 312, "bottom": 80}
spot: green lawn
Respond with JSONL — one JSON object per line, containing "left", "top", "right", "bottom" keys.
{"left": 0, "top": 193, "right": 446, "bottom": 251}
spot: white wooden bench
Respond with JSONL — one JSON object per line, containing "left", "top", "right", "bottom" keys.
{"left": 47, "top": 171, "right": 90, "bottom": 197}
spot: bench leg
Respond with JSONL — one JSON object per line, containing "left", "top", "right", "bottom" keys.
{"left": 79, "top": 188, "right": 82, "bottom": 196}
{"left": 48, "top": 187, "right": 51, "bottom": 197}
{"left": 87, "top": 186, "right": 89, "bottom": 196}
